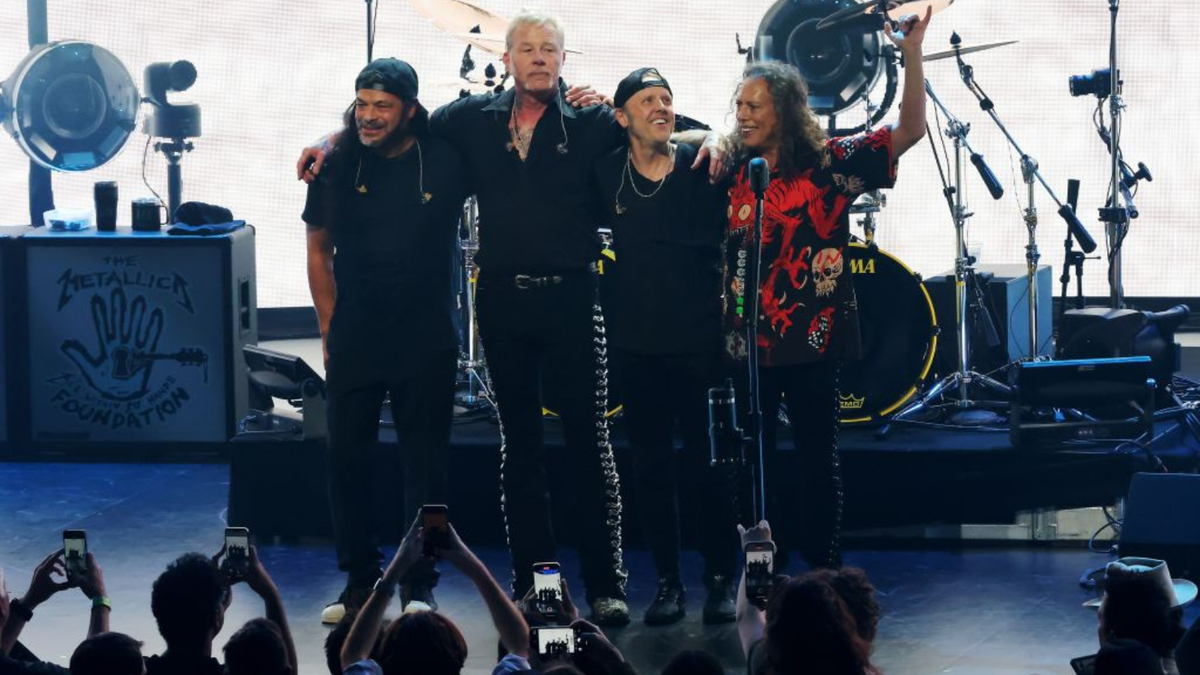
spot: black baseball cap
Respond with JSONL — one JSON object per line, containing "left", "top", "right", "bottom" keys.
{"left": 613, "top": 67, "right": 672, "bottom": 109}
{"left": 355, "top": 58, "right": 428, "bottom": 129}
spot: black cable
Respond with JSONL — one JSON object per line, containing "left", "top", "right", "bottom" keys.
{"left": 141, "top": 135, "right": 167, "bottom": 209}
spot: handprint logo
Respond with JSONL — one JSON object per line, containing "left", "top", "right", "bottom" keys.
{"left": 60, "top": 288, "right": 165, "bottom": 401}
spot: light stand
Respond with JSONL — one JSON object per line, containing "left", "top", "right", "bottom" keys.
{"left": 954, "top": 33, "right": 1096, "bottom": 359}
{"left": 882, "top": 78, "right": 1009, "bottom": 433}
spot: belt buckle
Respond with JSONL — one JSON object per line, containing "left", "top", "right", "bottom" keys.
{"left": 515, "top": 274, "right": 535, "bottom": 290}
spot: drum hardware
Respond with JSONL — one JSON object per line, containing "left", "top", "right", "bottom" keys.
{"left": 816, "top": 0, "right": 954, "bottom": 32}
{"left": 922, "top": 39, "right": 1017, "bottom": 62}
{"left": 456, "top": 196, "right": 496, "bottom": 414}
{"left": 879, "top": 77, "right": 1010, "bottom": 435}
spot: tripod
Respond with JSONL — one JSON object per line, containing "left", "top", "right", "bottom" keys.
{"left": 882, "top": 79, "right": 1009, "bottom": 434}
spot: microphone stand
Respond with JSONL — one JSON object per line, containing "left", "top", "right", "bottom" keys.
{"left": 745, "top": 160, "right": 769, "bottom": 523}
{"left": 365, "top": 0, "right": 375, "bottom": 62}
{"left": 1100, "top": 0, "right": 1129, "bottom": 308}
{"left": 882, "top": 79, "right": 1009, "bottom": 435}
{"left": 954, "top": 34, "right": 1094, "bottom": 360}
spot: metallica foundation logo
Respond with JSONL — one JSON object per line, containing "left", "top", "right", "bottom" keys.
{"left": 45, "top": 256, "right": 208, "bottom": 431}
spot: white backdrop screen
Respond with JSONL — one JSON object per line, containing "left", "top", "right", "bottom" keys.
{"left": 2, "top": 0, "right": 1195, "bottom": 307}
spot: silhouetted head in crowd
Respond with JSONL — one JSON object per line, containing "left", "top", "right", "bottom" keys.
{"left": 541, "top": 665, "right": 587, "bottom": 675}
{"left": 661, "top": 649, "right": 725, "bottom": 675}
{"left": 224, "top": 618, "right": 289, "bottom": 675}
{"left": 70, "top": 632, "right": 145, "bottom": 675}
{"left": 809, "top": 567, "right": 882, "bottom": 643}
{"left": 1100, "top": 569, "right": 1187, "bottom": 657}
{"left": 375, "top": 610, "right": 467, "bottom": 675}
{"left": 150, "top": 552, "right": 231, "bottom": 652}
{"left": 766, "top": 574, "right": 879, "bottom": 675}
{"left": 327, "top": 610, "right": 376, "bottom": 675}
{"left": 1095, "top": 639, "right": 1164, "bottom": 675}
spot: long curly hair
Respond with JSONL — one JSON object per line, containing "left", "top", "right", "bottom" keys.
{"left": 729, "top": 61, "right": 827, "bottom": 173}
{"left": 764, "top": 574, "right": 879, "bottom": 675}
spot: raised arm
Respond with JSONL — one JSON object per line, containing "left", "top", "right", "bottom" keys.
{"left": 885, "top": 6, "right": 931, "bottom": 157}
{"left": 441, "top": 524, "right": 530, "bottom": 658}
{"left": 341, "top": 518, "right": 426, "bottom": 669}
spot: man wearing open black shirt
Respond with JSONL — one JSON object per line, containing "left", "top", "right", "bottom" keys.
{"left": 303, "top": 58, "right": 468, "bottom": 624}
{"left": 593, "top": 68, "right": 737, "bottom": 626}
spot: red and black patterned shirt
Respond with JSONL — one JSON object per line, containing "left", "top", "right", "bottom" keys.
{"left": 723, "top": 126, "right": 897, "bottom": 367}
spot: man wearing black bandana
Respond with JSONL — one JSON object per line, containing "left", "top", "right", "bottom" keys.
{"left": 593, "top": 68, "right": 737, "bottom": 626}
{"left": 302, "top": 58, "right": 469, "bottom": 624}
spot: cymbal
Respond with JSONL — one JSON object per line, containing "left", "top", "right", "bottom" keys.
{"left": 816, "top": 0, "right": 954, "bottom": 31}
{"left": 410, "top": 0, "right": 509, "bottom": 36}
{"left": 923, "top": 39, "right": 1018, "bottom": 62}
{"left": 449, "top": 32, "right": 584, "bottom": 55}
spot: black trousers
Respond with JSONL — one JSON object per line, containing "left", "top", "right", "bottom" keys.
{"left": 614, "top": 348, "right": 738, "bottom": 584}
{"left": 747, "top": 360, "right": 844, "bottom": 571}
{"left": 475, "top": 271, "right": 626, "bottom": 602}
{"left": 325, "top": 347, "right": 458, "bottom": 587}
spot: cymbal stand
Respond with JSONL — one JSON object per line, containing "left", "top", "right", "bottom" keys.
{"left": 881, "top": 79, "right": 1009, "bottom": 435}
{"left": 953, "top": 34, "right": 1088, "bottom": 360}
{"left": 458, "top": 197, "right": 494, "bottom": 409}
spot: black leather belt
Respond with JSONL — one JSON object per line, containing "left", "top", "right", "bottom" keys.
{"left": 514, "top": 274, "right": 563, "bottom": 289}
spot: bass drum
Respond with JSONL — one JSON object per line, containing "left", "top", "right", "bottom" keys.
{"left": 839, "top": 242, "right": 938, "bottom": 424}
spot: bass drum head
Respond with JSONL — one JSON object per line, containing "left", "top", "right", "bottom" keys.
{"left": 840, "top": 243, "right": 937, "bottom": 423}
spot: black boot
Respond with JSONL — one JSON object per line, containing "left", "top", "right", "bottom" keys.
{"left": 643, "top": 578, "right": 686, "bottom": 626}
{"left": 702, "top": 575, "right": 736, "bottom": 624}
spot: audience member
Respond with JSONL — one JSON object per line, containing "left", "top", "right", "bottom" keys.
{"left": 326, "top": 611, "right": 371, "bottom": 675}
{"left": 145, "top": 546, "right": 296, "bottom": 675}
{"left": 736, "top": 521, "right": 880, "bottom": 675}
{"left": 340, "top": 516, "right": 528, "bottom": 675}
{"left": 0, "top": 550, "right": 111, "bottom": 675}
{"left": 1094, "top": 639, "right": 1166, "bottom": 675}
{"left": 69, "top": 633, "right": 144, "bottom": 675}
{"left": 224, "top": 618, "right": 290, "bottom": 675}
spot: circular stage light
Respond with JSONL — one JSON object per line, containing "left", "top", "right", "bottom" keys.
{"left": 1, "top": 41, "right": 139, "bottom": 172}
{"left": 753, "top": 0, "right": 897, "bottom": 132}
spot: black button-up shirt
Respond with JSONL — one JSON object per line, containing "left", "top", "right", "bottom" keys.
{"left": 429, "top": 84, "right": 624, "bottom": 274}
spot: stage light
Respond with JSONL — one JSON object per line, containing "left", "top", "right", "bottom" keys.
{"left": 0, "top": 41, "right": 139, "bottom": 172}
{"left": 753, "top": 0, "right": 898, "bottom": 134}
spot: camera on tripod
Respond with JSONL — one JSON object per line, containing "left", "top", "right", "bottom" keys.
{"left": 1068, "top": 68, "right": 1113, "bottom": 98}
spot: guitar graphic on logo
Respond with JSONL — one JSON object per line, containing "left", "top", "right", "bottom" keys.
{"left": 60, "top": 288, "right": 208, "bottom": 401}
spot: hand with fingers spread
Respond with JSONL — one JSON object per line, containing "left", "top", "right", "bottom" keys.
{"left": 693, "top": 131, "right": 731, "bottom": 184}
{"left": 738, "top": 519, "right": 774, "bottom": 548}
{"left": 60, "top": 288, "right": 165, "bottom": 401}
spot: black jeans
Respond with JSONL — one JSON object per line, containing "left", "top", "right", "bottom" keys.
{"left": 615, "top": 348, "right": 738, "bottom": 585}
{"left": 476, "top": 270, "right": 626, "bottom": 602}
{"left": 325, "top": 347, "right": 458, "bottom": 588}
{"left": 747, "top": 360, "right": 844, "bottom": 570}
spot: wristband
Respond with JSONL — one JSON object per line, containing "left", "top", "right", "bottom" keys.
{"left": 9, "top": 598, "right": 34, "bottom": 621}
{"left": 92, "top": 596, "right": 112, "bottom": 610}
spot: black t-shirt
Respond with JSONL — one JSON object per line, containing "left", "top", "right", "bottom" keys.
{"left": 594, "top": 143, "right": 726, "bottom": 354}
{"left": 429, "top": 84, "right": 625, "bottom": 274}
{"left": 301, "top": 137, "right": 468, "bottom": 383}
{"left": 144, "top": 654, "right": 224, "bottom": 675}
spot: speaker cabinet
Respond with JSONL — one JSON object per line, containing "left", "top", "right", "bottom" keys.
{"left": 925, "top": 264, "right": 1054, "bottom": 376}
{"left": 1122, "top": 472, "right": 1200, "bottom": 581}
{"left": 22, "top": 228, "right": 257, "bottom": 450}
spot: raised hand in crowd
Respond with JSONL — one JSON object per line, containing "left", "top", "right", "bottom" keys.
{"left": 214, "top": 544, "right": 298, "bottom": 675}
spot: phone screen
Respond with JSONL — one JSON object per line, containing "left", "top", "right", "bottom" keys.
{"left": 421, "top": 505, "right": 450, "bottom": 551}
{"left": 532, "top": 562, "right": 562, "bottom": 603}
{"left": 63, "top": 530, "right": 88, "bottom": 579}
{"left": 225, "top": 527, "right": 250, "bottom": 574}
{"left": 535, "top": 626, "right": 576, "bottom": 656}
{"left": 745, "top": 545, "right": 774, "bottom": 598}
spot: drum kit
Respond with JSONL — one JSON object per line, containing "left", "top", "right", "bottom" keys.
{"left": 409, "top": 0, "right": 1126, "bottom": 431}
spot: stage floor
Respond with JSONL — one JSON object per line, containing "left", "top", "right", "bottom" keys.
{"left": 3, "top": 460, "right": 1199, "bottom": 675}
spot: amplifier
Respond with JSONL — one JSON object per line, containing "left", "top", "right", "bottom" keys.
{"left": 925, "top": 264, "right": 1053, "bottom": 376}
{"left": 22, "top": 227, "right": 257, "bottom": 450}
{"left": 1009, "top": 356, "right": 1154, "bottom": 448}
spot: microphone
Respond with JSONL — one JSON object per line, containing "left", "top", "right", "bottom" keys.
{"left": 1066, "top": 178, "right": 1080, "bottom": 212}
{"left": 1058, "top": 203, "right": 1097, "bottom": 254}
{"left": 749, "top": 157, "right": 769, "bottom": 196}
{"left": 969, "top": 152, "right": 1004, "bottom": 200}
